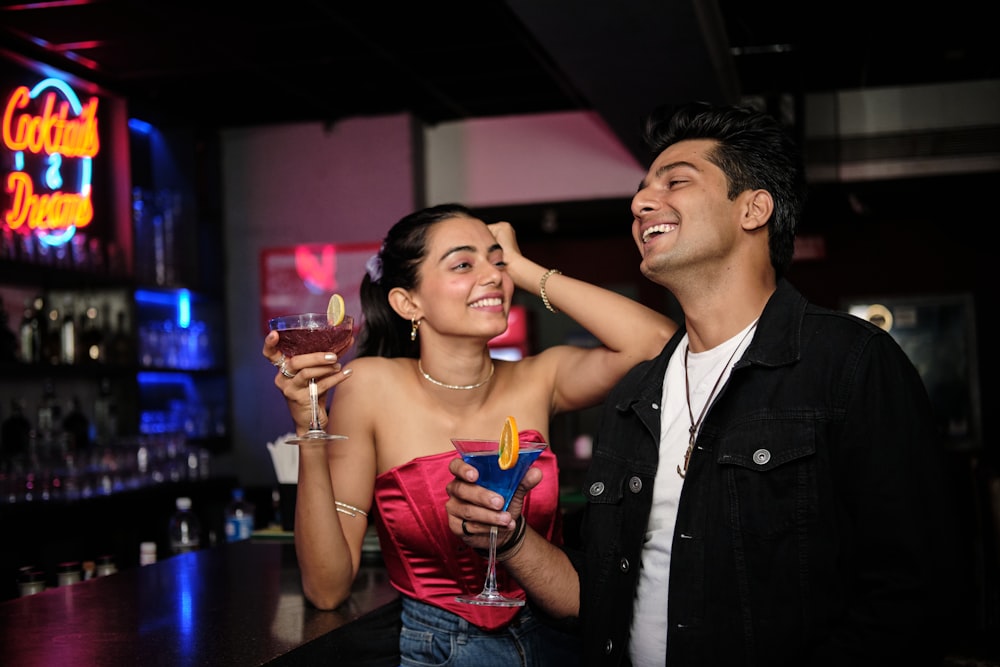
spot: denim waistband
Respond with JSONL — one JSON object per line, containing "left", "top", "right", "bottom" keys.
{"left": 400, "top": 596, "right": 540, "bottom": 636}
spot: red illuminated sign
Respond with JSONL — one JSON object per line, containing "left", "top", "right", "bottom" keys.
{"left": 2, "top": 77, "right": 100, "bottom": 245}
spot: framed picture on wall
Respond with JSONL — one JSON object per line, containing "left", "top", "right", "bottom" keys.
{"left": 260, "top": 242, "right": 381, "bottom": 346}
{"left": 842, "top": 293, "right": 981, "bottom": 452}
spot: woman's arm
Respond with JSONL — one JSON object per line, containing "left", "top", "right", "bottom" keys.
{"left": 490, "top": 221, "right": 676, "bottom": 411}
{"left": 261, "top": 333, "right": 370, "bottom": 610}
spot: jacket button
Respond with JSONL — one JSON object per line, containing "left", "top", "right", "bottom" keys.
{"left": 619, "top": 557, "right": 630, "bottom": 573}
{"left": 589, "top": 482, "right": 605, "bottom": 497}
{"left": 628, "top": 476, "right": 642, "bottom": 493}
{"left": 604, "top": 639, "right": 614, "bottom": 655}
{"left": 753, "top": 449, "right": 771, "bottom": 465}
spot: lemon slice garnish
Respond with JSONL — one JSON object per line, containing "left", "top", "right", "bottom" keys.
{"left": 326, "top": 293, "right": 346, "bottom": 326}
{"left": 498, "top": 416, "right": 519, "bottom": 470}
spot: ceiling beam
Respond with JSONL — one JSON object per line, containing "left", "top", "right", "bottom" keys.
{"left": 505, "top": 0, "right": 740, "bottom": 164}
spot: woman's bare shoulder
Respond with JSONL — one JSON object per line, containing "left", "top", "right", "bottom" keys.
{"left": 340, "top": 356, "right": 413, "bottom": 388}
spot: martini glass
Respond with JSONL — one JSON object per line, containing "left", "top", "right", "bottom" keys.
{"left": 268, "top": 313, "right": 354, "bottom": 445}
{"left": 450, "top": 437, "right": 547, "bottom": 607}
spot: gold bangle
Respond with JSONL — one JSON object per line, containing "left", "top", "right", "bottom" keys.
{"left": 335, "top": 500, "right": 369, "bottom": 518}
{"left": 539, "top": 269, "right": 562, "bottom": 313}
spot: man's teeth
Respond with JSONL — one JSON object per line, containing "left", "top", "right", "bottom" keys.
{"left": 642, "top": 224, "right": 672, "bottom": 243}
{"left": 471, "top": 297, "right": 503, "bottom": 308}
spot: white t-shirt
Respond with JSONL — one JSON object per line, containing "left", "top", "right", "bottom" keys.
{"left": 629, "top": 321, "right": 757, "bottom": 666}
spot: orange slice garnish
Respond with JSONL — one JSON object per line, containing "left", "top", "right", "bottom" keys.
{"left": 498, "top": 416, "right": 519, "bottom": 470}
{"left": 326, "top": 293, "right": 346, "bottom": 325}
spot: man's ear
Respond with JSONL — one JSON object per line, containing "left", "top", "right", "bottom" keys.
{"left": 741, "top": 189, "right": 773, "bottom": 231}
{"left": 388, "top": 287, "right": 420, "bottom": 320}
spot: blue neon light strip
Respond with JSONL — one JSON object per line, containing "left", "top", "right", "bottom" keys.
{"left": 135, "top": 288, "right": 193, "bottom": 329}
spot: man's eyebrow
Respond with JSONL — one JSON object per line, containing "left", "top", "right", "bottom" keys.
{"left": 638, "top": 160, "right": 699, "bottom": 191}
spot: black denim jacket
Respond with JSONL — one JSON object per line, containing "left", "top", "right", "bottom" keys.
{"left": 569, "top": 280, "right": 958, "bottom": 667}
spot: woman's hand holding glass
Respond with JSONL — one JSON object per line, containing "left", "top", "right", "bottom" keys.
{"left": 262, "top": 328, "right": 354, "bottom": 439}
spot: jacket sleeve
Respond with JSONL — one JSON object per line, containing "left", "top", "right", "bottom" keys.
{"left": 808, "top": 331, "right": 963, "bottom": 666}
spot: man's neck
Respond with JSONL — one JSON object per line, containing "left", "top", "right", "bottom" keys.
{"left": 678, "top": 278, "right": 776, "bottom": 353}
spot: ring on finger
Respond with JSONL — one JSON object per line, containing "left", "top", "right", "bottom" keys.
{"left": 271, "top": 354, "right": 286, "bottom": 368}
{"left": 461, "top": 519, "right": 473, "bottom": 537}
{"left": 280, "top": 359, "right": 296, "bottom": 379}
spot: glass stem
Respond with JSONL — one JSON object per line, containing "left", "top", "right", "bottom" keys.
{"left": 308, "top": 379, "right": 322, "bottom": 431}
{"left": 482, "top": 526, "right": 500, "bottom": 596}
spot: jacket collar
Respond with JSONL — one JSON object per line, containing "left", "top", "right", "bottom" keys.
{"left": 740, "top": 278, "right": 807, "bottom": 370}
{"left": 615, "top": 279, "right": 807, "bottom": 413}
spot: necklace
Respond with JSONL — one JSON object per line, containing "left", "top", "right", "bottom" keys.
{"left": 418, "top": 359, "right": 495, "bottom": 390}
{"left": 678, "top": 324, "right": 756, "bottom": 478}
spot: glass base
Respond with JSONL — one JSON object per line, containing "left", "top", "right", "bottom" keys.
{"left": 455, "top": 593, "right": 525, "bottom": 608}
{"left": 285, "top": 430, "right": 348, "bottom": 445}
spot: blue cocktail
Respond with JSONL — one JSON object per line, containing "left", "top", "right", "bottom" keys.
{"left": 451, "top": 437, "right": 547, "bottom": 606}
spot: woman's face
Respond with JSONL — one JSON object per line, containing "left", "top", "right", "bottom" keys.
{"left": 412, "top": 215, "right": 513, "bottom": 341}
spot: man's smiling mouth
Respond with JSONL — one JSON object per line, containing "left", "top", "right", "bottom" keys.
{"left": 642, "top": 223, "right": 675, "bottom": 243}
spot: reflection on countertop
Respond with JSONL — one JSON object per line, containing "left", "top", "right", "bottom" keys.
{"left": 0, "top": 540, "right": 401, "bottom": 667}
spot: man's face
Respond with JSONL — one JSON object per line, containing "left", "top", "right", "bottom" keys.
{"left": 630, "top": 139, "right": 744, "bottom": 286}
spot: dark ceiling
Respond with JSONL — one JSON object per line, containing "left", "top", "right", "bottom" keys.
{"left": 1, "top": 0, "right": 994, "bottom": 162}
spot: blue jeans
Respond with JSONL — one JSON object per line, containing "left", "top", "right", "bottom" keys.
{"left": 399, "top": 596, "right": 580, "bottom": 667}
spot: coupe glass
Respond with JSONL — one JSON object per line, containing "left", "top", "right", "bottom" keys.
{"left": 450, "top": 437, "right": 547, "bottom": 607}
{"left": 268, "top": 313, "right": 354, "bottom": 445}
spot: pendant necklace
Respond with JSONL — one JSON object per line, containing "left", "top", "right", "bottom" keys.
{"left": 418, "top": 359, "right": 495, "bottom": 390}
{"left": 678, "top": 323, "right": 757, "bottom": 478}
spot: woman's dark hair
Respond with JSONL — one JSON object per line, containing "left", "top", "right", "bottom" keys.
{"left": 641, "top": 102, "right": 807, "bottom": 278}
{"left": 357, "top": 203, "right": 476, "bottom": 358}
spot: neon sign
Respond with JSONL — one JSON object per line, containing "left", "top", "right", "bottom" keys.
{"left": 2, "top": 77, "right": 99, "bottom": 246}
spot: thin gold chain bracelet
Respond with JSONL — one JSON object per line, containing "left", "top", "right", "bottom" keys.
{"left": 539, "top": 268, "right": 562, "bottom": 313}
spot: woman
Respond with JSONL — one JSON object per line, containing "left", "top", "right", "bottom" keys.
{"left": 262, "top": 203, "right": 676, "bottom": 666}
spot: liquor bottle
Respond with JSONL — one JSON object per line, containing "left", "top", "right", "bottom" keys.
{"left": 0, "top": 295, "right": 17, "bottom": 363}
{"left": 59, "top": 299, "right": 77, "bottom": 365}
{"left": 62, "top": 396, "right": 92, "bottom": 452}
{"left": 18, "top": 299, "right": 40, "bottom": 364}
{"left": 93, "top": 378, "right": 118, "bottom": 445}
{"left": 108, "top": 310, "right": 133, "bottom": 366}
{"left": 42, "top": 298, "right": 61, "bottom": 365}
{"left": 1, "top": 398, "right": 32, "bottom": 462}
{"left": 168, "top": 496, "right": 202, "bottom": 554}
{"left": 78, "top": 301, "right": 105, "bottom": 364}
{"left": 36, "top": 380, "right": 58, "bottom": 444}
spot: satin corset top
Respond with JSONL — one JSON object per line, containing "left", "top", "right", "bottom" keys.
{"left": 372, "top": 431, "right": 563, "bottom": 631}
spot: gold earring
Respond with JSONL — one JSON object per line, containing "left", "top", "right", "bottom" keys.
{"left": 410, "top": 318, "right": 421, "bottom": 341}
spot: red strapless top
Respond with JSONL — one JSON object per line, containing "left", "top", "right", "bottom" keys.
{"left": 372, "top": 430, "right": 563, "bottom": 631}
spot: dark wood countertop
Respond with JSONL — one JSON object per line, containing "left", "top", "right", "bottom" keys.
{"left": 0, "top": 540, "right": 401, "bottom": 666}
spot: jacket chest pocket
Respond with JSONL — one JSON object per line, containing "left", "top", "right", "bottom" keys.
{"left": 714, "top": 420, "right": 819, "bottom": 538}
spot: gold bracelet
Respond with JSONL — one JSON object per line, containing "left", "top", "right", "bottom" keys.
{"left": 335, "top": 500, "right": 369, "bottom": 518}
{"left": 539, "top": 268, "right": 562, "bottom": 313}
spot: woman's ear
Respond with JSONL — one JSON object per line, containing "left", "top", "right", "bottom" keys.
{"left": 741, "top": 189, "right": 773, "bottom": 231}
{"left": 388, "top": 287, "right": 420, "bottom": 320}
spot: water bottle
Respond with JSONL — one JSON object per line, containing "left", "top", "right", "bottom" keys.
{"left": 168, "top": 496, "right": 201, "bottom": 554}
{"left": 224, "top": 488, "right": 255, "bottom": 542}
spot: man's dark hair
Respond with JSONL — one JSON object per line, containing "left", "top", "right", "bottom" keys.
{"left": 642, "top": 102, "right": 807, "bottom": 277}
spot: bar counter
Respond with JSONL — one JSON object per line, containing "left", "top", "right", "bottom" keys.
{"left": 0, "top": 539, "right": 401, "bottom": 666}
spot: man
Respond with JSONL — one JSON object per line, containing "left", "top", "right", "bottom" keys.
{"left": 446, "top": 102, "right": 959, "bottom": 666}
